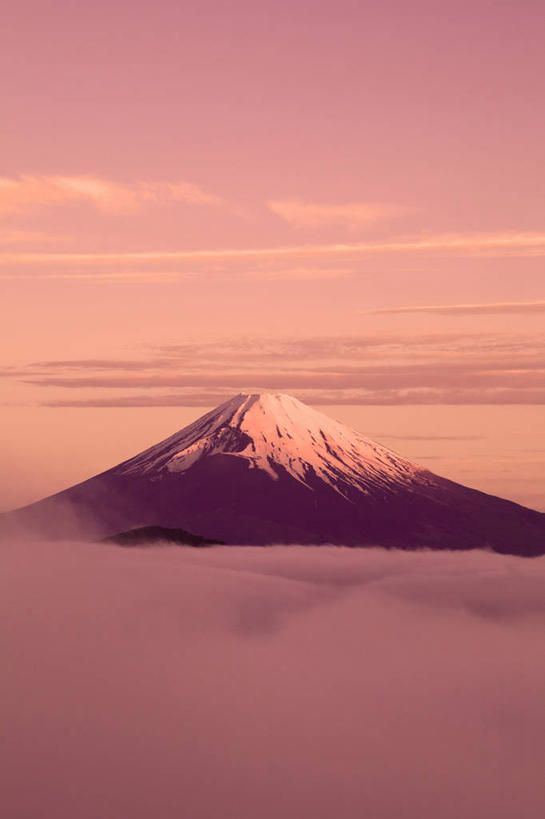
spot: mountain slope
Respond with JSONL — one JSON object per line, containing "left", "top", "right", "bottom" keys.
{"left": 2, "top": 393, "right": 545, "bottom": 555}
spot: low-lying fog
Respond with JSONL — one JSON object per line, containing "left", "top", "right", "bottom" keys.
{"left": 2, "top": 540, "right": 545, "bottom": 819}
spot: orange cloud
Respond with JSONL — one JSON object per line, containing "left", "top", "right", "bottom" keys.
{"left": 0, "top": 175, "right": 221, "bottom": 215}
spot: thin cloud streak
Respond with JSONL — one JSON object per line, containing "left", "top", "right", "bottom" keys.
{"left": 22, "top": 365, "right": 545, "bottom": 391}
{"left": 155, "top": 332, "right": 545, "bottom": 360}
{"left": 0, "top": 267, "right": 356, "bottom": 282}
{"left": 2, "top": 232, "right": 545, "bottom": 266}
{"left": 0, "top": 271, "right": 192, "bottom": 282}
{"left": 372, "top": 301, "right": 545, "bottom": 316}
{"left": 30, "top": 358, "right": 184, "bottom": 371}
{"left": 43, "top": 388, "right": 545, "bottom": 407}
{"left": 252, "top": 266, "right": 359, "bottom": 279}
{"left": 371, "top": 434, "right": 484, "bottom": 441}
{"left": 268, "top": 199, "right": 412, "bottom": 229}
{"left": 44, "top": 394, "right": 238, "bottom": 408}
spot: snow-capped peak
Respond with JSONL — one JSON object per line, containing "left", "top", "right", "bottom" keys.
{"left": 117, "top": 392, "right": 424, "bottom": 497}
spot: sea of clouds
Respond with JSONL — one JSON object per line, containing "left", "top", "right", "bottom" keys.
{"left": 2, "top": 540, "right": 545, "bottom": 819}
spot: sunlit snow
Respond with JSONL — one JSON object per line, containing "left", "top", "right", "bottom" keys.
{"left": 118, "top": 392, "right": 424, "bottom": 496}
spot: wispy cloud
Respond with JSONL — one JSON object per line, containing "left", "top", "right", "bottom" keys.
{"left": 0, "top": 267, "right": 357, "bottom": 282}
{"left": 253, "top": 265, "right": 359, "bottom": 280}
{"left": 44, "top": 393, "right": 238, "bottom": 408}
{"left": 268, "top": 200, "right": 411, "bottom": 229}
{"left": 0, "top": 175, "right": 221, "bottom": 216}
{"left": 7, "top": 331, "right": 545, "bottom": 407}
{"left": 2, "top": 231, "right": 544, "bottom": 266}
{"left": 22, "top": 362, "right": 545, "bottom": 407}
{"left": 372, "top": 301, "right": 545, "bottom": 316}
{"left": 28, "top": 336, "right": 545, "bottom": 375}
{"left": 30, "top": 358, "right": 183, "bottom": 371}
{"left": 41, "top": 388, "right": 545, "bottom": 407}
{"left": 371, "top": 434, "right": 484, "bottom": 441}
{"left": 0, "top": 270, "right": 192, "bottom": 282}
{"left": 22, "top": 367, "right": 545, "bottom": 391}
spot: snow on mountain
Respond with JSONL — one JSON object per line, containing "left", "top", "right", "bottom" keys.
{"left": 116, "top": 392, "right": 423, "bottom": 497}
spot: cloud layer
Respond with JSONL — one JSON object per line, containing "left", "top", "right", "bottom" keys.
{"left": 7, "top": 331, "right": 545, "bottom": 407}
{"left": 2, "top": 541, "right": 545, "bottom": 819}
{"left": 373, "top": 301, "right": 545, "bottom": 315}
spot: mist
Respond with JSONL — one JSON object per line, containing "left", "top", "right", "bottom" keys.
{"left": 2, "top": 540, "right": 545, "bottom": 819}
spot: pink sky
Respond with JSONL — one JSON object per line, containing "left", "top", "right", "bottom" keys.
{"left": 1, "top": 0, "right": 544, "bottom": 510}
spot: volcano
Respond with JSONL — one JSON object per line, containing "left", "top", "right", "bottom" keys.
{"left": 2, "top": 392, "right": 545, "bottom": 554}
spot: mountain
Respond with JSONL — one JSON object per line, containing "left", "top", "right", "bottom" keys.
{"left": 2, "top": 392, "right": 545, "bottom": 554}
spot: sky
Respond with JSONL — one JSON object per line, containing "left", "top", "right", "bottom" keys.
{"left": 1, "top": 0, "right": 544, "bottom": 511}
